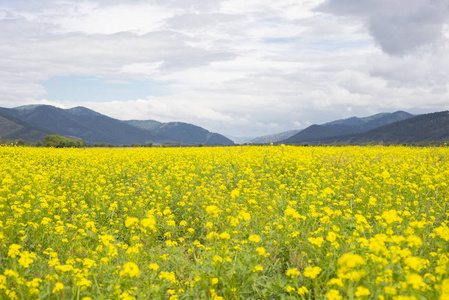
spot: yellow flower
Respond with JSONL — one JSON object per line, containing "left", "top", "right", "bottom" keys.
{"left": 125, "top": 217, "right": 139, "bottom": 227}
{"left": 230, "top": 189, "right": 240, "bottom": 198}
{"left": 0, "top": 275, "right": 7, "bottom": 289}
{"left": 148, "top": 263, "right": 159, "bottom": 271}
{"left": 308, "top": 236, "right": 324, "bottom": 247}
{"left": 326, "top": 289, "right": 342, "bottom": 300}
{"left": 406, "top": 273, "right": 426, "bottom": 290}
{"left": 381, "top": 209, "right": 403, "bottom": 224}
{"left": 52, "top": 282, "right": 64, "bottom": 293}
{"left": 119, "top": 262, "right": 141, "bottom": 278}
{"left": 441, "top": 278, "right": 449, "bottom": 298}
{"left": 286, "top": 268, "right": 300, "bottom": 278}
{"left": 75, "top": 277, "right": 92, "bottom": 289}
{"left": 238, "top": 211, "right": 251, "bottom": 221}
{"left": 219, "top": 232, "right": 230, "bottom": 239}
{"left": 213, "top": 255, "right": 223, "bottom": 263}
{"left": 404, "top": 256, "right": 429, "bottom": 272}
{"left": 338, "top": 253, "right": 365, "bottom": 270}
{"left": 297, "top": 286, "right": 308, "bottom": 295}
{"left": 100, "top": 257, "right": 109, "bottom": 265}
{"left": 256, "top": 247, "right": 267, "bottom": 256}
{"left": 141, "top": 216, "right": 157, "bottom": 230}
{"left": 25, "top": 278, "right": 42, "bottom": 290}
{"left": 5, "top": 290, "right": 17, "bottom": 299}
{"left": 355, "top": 286, "right": 370, "bottom": 298}
{"left": 434, "top": 225, "right": 449, "bottom": 241}
{"left": 8, "top": 244, "right": 22, "bottom": 258}
{"left": 206, "top": 205, "right": 220, "bottom": 215}
{"left": 159, "top": 271, "right": 177, "bottom": 284}
{"left": 248, "top": 235, "right": 261, "bottom": 243}
{"left": 285, "top": 207, "right": 301, "bottom": 219}
{"left": 286, "top": 286, "right": 295, "bottom": 293}
{"left": 4, "top": 269, "right": 19, "bottom": 278}
{"left": 119, "top": 292, "right": 135, "bottom": 300}
{"left": 253, "top": 265, "right": 263, "bottom": 272}
{"left": 303, "top": 266, "right": 322, "bottom": 279}
{"left": 406, "top": 235, "right": 423, "bottom": 248}
{"left": 82, "top": 258, "right": 96, "bottom": 269}
{"left": 18, "top": 251, "right": 36, "bottom": 268}
{"left": 384, "top": 286, "right": 397, "bottom": 295}
{"left": 327, "top": 278, "right": 344, "bottom": 287}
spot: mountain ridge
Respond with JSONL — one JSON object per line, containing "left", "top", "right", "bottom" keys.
{"left": 0, "top": 105, "right": 234, "bottom": 146}
{"left": 0, "top": 111, "right": 52, "bottom": 142}
{"left": 282, "top": 111, "right": 449, "bottom": 144}
{"left": 249, "top": 130, "right": 301, "bottom": 144}
{"left": 282, "top": 111, "right": 415, "bottom": 144}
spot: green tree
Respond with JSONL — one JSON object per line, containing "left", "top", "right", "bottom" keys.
{"left": 43, "top": 135, "right": 86, "bottom": 148}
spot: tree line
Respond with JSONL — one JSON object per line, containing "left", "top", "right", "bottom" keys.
{"left": 0, "top": 135, "right": 153, "bottom": 148}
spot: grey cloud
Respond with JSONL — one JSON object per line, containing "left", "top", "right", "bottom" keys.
{"left": 369, "top": 50, "right": 449, "bottom": 89}
{"left": 319, "top": 0, "right": 449, "bottom": 55}
{"left": 2, "top": 0, "right": 449, "bottom": 137}
{"left": 0, "top": 20, "right": 234, "bottom": 103}
{"left": 0, "top": 4, "right": 235, "bottom": 71}
{"left": 161, "top": 0, "right": 222, "bottom": 12}
{"left": 164, "top": 12, "right": 245, "bottom": 30}
{"left": 0, "top": 17, "right": 58, "bottom": 41}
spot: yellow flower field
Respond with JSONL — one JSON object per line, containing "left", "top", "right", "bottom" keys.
{"left": 1, "top": 145, "right": 449, "bottom": 299}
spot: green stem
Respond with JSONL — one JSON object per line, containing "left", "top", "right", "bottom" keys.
{"left": 93, "top": 275, "right": 104, "bottom": 298}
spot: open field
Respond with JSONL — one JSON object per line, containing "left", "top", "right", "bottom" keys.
{"left": 1, "top": 145, "right": 449, "bottom": 299}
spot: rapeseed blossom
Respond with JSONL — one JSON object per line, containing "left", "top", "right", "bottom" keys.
{"left": 1, "top": 145, "right": 449, "bottom": 299}
{"left": 286, "top": 268, "right": 300, "bottom": 278}
{"left": 248, "top": 235, "right": 261, "bottom": 243}
{"left": 355, "top": 286, "right": 370, "bottom": 297}
{"left": 119, "top": 262, "right": 141, "bottom": 278}
{"left": 253, "top": 265, "right": 263, "bottom": 272}
{"left": 8, "top": 244, "right": 22, "bottom": 258}
{"left": 303, "top": 266, "right": 322, "bottom": 279}
{"left": 52, "top": 282, "right": 64, "bottom": 293}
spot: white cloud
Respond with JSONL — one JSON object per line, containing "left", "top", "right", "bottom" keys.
{"left": 319, "top": 0, "right": 449, "bottom": 56}
{"left": 53, "top": 3, "right": 173, "bottom": 35}
{"left": 0, "top": 0, "right": 449, "bottom": 138}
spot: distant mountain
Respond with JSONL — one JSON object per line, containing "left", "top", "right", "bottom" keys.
{"left": 328, "top": 111, "right": 414, "bottom": 130}
{"left": 0, "top": 105, "right": 234, "bottom": 145}
{"left": 0, "top": 112, "right": 51, "bottom": 142}
{"left": 1, "top": 105, "right": 157, "bottom": 145}
{"left": 126, "top": 120, "right": 162, "bottom": 131}
{"left": 317, "top": 111, "right": 449, "bottom": 144}
{"left": 225, "top": 135, "right": 257, "bottom": 144}
{"left": 126, "top": 120, "right": 234, "bottom": 145}
{"left": 249, "top": 130, "right": 301, "bottom": 144}
{"left": 324, "top": 112, "right": 391, "bottom": 126}
{"left": 282, "top": 111, "right": 414, "bottom": 144}
{"left": 67, "top": 106, "right": 105, "bottom": 117}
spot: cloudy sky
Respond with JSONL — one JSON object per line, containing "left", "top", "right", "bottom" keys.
{"left": 1, "top": 0, "right": 449, "bottom": 140}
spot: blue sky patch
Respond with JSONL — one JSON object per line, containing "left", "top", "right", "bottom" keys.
{"left": 262, "top": 37, "right": 301, "bottom": 44}
{"left": 40, "top": 76, "right": 172, "bottom": 102}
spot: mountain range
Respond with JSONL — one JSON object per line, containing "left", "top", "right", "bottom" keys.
{"left": 300, "top": 111, "right": 449, "bottom": 144}
{"left": 248, "top": 110, "right": 449, "bottom": 145}
{"left": 2, "top": 105, "right": 449, "bottom": 146}
{"left": 249, "top": 130, "right": 301, "bottom": 144}
{"left": 0, "top": 105, "right": 234, "bottom": 146}
{"left": 278, "top": 111, "right": 449, "bottom": 145}
{"left": 282, "top": 111, "right": 415, "bottom": 144}
{"left": 248, "top": 111, "right": 414, "bottom": 144}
